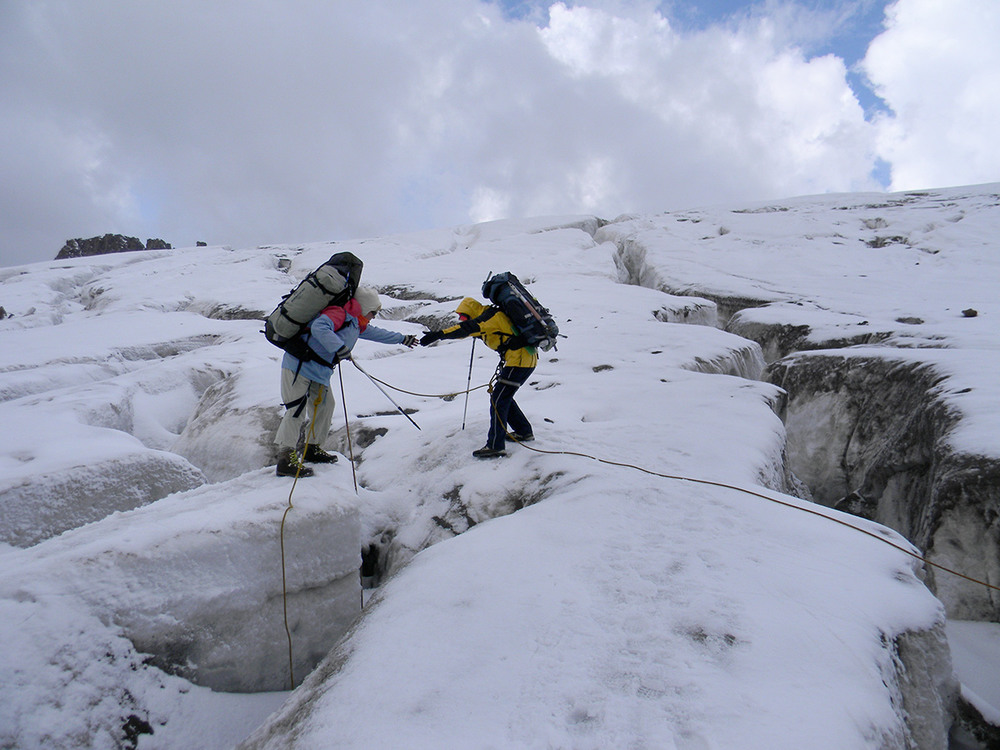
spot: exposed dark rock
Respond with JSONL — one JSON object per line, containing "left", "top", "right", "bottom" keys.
{"left": 678, "top": 291, "right": 771, "bottom": 328}
{"left": 56, "top": 234, "right": 172, "bottom": 260}
{"left": 360, "top": 543, "right": 380, "bottom": 588}
{"left": 199, "top": 304, "right": 266, "bottom": 321}
{"left": 866, "top": 235, "right": 910, "bottom": 248}
{"left": 378, "top": 284, "right": 458, "bottom": 303}
{"left": 122, "top": 714, "right": 154, "bottom": 749}
{"left": 725, "top": 319, "right": 811, "bottom": 363}
{"left": 962, "top": 308, "right": 979, "bottom": 318}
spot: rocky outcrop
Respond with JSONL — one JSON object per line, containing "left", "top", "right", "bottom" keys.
{"left": 56, "top": 234, "right": 171, "bottom": 260}
{"left": 767, "top": 352, "right": 1000, "bottom": 621}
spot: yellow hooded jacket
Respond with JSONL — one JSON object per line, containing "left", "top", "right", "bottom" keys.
{"left": 439, "top": 298, "right": 538, "bottom": 368}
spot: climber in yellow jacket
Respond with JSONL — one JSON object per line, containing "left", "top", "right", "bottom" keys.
{"left": 420, "top": 297, "right": 537, "bottom": 458}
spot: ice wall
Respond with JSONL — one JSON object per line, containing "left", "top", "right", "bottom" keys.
{"left": 6, "top": 469, "right": 362, "bottom": 693}
{"left": 0, "top": 449, "right": 206, "bottom": 547}
{"left": 604, "top": 217, "right": 1000, "bottom": 623}
{"left": 768, "top": 352, "right": 1000, "bottom": 621}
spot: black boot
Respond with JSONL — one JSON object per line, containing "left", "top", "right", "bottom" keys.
{"left": 472, "top": 446, "right": 507, "bottom": 459}
{"left": 304, "top": 444, "right": 338, "bottom": 464}
{"left": 276, "top": 448, "right": 314, "bottom": 477}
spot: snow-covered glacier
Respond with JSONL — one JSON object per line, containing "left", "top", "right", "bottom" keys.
{"left": 3, "top": 191, "right": 999, "bottom": 749}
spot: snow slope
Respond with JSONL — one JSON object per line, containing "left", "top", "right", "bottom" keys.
{"left": 1, "top": 194, "right": 997, "bottom": 748}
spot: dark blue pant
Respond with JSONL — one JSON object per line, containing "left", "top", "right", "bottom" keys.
{"left": 487, "top": 366, "right": 534, "bottom": 450}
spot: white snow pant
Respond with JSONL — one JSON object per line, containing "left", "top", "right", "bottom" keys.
{"left": 274, "top": 369, "right": 335, "bottom": 451}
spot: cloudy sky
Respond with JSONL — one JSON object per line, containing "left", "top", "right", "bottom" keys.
{"left": 2, "top": 0, "right": 998, "bottom": 267}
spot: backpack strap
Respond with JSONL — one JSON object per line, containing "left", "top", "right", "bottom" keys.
{"left": 481, "top": 306, "right": 528, "bottom": 358}
{"left": 285, "top": 332, "right": 336, "bottom": 369}
{"left": 283, "top": 393, "right": 310, "bottom": 418}
{"left": 473, "top": 307, "right": 499, "bottom": 323}
{"left": 472, "top": 307, "right": 518, "bottom": 358}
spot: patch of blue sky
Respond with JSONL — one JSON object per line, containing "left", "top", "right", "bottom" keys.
{"left": 488, "top": 0, "right": 893, "bottom": 119}
{"left": 870, "top": 157, "right": 891, "bottom": 188}
{"left": 488, "top": 0, "right": 552, "bottom": 24}
{"left": 796, "top": 0, "right": 894, "bottom": 120}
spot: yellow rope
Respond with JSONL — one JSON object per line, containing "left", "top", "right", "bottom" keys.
{"left": 356, "top": 368, "right": 489, "bottom": 399}
{"left": 273, "top": 363, "right": 998, "bottom": 697}
{"left": 278, "top": 383, "right": 327, "bottom": 690}
{"left": 505, "top": 436, "right": 1000, "bottom": 594}
{"left": 473, "top": 368, "right": 1000, "bottom": 596}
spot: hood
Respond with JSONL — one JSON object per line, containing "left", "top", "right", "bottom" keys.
{"left": 455, "top": 297, "right": 487, "bottom": 318}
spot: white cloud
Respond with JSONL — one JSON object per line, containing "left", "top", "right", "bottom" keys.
{"left": 864, "top": 0, "right": 1000, "bottom": 190}
{"left": 538, "top": 3, "right": 875, "bottom": 197}
{"left": 1, "top": 0, "right": 992, "bottom": 267}
{"left": 470, "top": 186, "right": 513, "bottom": 223}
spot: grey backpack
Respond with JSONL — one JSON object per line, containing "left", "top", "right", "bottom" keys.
{"left": 262, "top": 252, "right": 363, "bottom": 364}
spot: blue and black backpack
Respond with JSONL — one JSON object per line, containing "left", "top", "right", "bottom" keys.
{"left": 481, "top": 271, "right": 560, "bottom": 352}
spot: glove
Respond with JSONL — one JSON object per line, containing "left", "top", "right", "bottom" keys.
{"left": 332, "top": 346, "right": 351, "bottom": 364}
{"left": 401, "top": 334, "right": 418, "bottom": 348}
{"left": 420, "top": 331, "right": 443, "bottom": 346}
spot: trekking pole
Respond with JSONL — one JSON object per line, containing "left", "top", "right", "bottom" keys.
{"left": 348, "top": 357, "right": 421, "bottom": 430}
{"left": 462, "top": 338, "right": 475, "bottom": 430}
{"left": 338, "top": 365, "right": 358, "bottom": 494}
